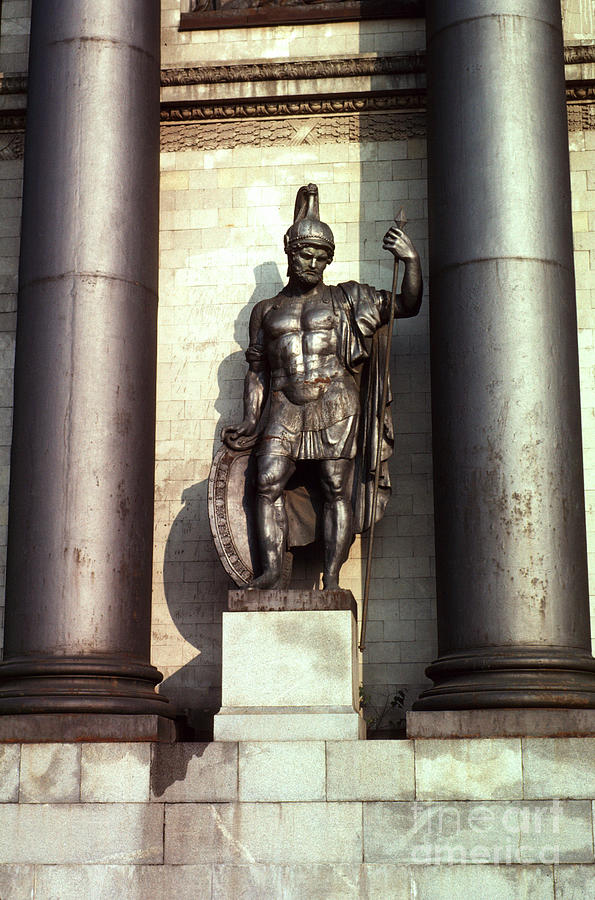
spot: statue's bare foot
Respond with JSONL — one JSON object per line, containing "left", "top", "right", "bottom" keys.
{"left": 250, "top": 570, "right": 282, "bottom": 589}
{"left": 323, "top": 575, "right": 340, "bottom": 590}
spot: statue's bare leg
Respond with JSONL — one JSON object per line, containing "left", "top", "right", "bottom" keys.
{"left": 319, "top": 458, "right": 355, "bottom": 590}
{"left": 251, "top": 453, "right": 295, "bottom": 589}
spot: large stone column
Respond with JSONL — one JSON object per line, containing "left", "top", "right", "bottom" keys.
{"left": 0, "top": 0, "right": 172, "bottom": 734}
{"left": 416, "top": 0, "right": 595, "bottom": 710}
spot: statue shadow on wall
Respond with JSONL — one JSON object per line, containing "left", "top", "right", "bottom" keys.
{"left": 159, "top": 261, "right": 328, "bottom": 741}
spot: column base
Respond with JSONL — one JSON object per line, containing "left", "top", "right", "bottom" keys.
{"left": 413, "top": 646, "right": 595, "bottom": 710}
{"left": 0, "top": 656, "right": 174, "bottom": 718}
{"left": 407, "top": 708, "right": 595, "bottom": 738}
{"left": 0, "top": 712, "right": 176, "bottom": 742}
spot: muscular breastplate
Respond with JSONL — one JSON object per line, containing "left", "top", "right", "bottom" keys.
{"left": 263, "top": 289, "right": 348, "bottom": 405}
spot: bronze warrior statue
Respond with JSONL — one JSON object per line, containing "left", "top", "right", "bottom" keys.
{"left": 220, "top": 183, "right": 422, "bottom": 590}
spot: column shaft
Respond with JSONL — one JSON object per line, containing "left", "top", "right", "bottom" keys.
{"left": 416, "top": 0, "right": 595, "bottom": 708}
{"left": 0, "top": 0, "right": 171, "bottom": 717}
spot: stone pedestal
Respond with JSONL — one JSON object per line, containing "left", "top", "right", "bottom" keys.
{"left": 213, "top": 591, "right": 365, "bottom": 741}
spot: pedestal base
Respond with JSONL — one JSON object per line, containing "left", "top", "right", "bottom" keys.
{"left": 213, "top": 590, "right": 365, "bottom": 741}
{"left": 215, "top": 707, "right": 365, "bottom": 741}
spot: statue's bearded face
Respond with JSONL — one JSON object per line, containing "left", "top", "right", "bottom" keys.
{"left": 289, "top": 244, "right": 330, "bottom": 287}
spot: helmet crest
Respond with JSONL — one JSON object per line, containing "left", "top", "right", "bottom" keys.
{"left": 284, "top": 183, "right": 334, "bottom": 261}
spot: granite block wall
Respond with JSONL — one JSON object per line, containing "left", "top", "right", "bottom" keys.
{"left": 0, "top": 738, "right": 593, "bottom": 898}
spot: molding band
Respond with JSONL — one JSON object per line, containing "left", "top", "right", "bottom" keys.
{"left": 160, "top": 53, "right": 425, "bottom": 86}
{"left": 160, "top": 91, "right": 425, "bottom": 122}
{"left": 160, "top": 45, "right": 594, "bottom": 87}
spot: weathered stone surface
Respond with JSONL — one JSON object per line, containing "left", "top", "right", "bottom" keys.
{"left": 407, "top": 709, "right": 595, "bottom": 738}
{"left": 213, "top": 864, "right": 364, "bottom": 899}
{"left": 214, "top": 608, "right": 364, "bottom": 740}
{"left": 19, "top": 743, "right": 80, "bottom": 803}
{"left": 518, "top": 801, "right": 593, "bottom": 864}
{"left": 0, "top": 804, "right": 164, "bottom": 864}
{"left": 34, "top": 864, "right": 211, "bottom": 900}
{"left": 408, "top": 864, "right": 555, "bottom": 898}
{"left": 220, "top": 610, "right": 359, "bottom": 708}
{"left": 0, "top": 714, "right": 176, "bottom": 743}
{"left": 522, "top": 738, "right": 595, "bottom": 799}
{"left": 165, "top": 802, "right": 362, "bottom": 865}
{"left": 238, "top": 741, "right": 325, "bottom": 801}
{"left": 363, "top": 800, "right": 594, "bottom": 865}
{"left": 414, "top": 738, "right": 522, "bottom": 800}
{"left": 80, "top": 744, "right": 150, "bottom": 802}
{"left": 214, "top": 710, "right": 364, "bottom": 742}
{"left": 229, "top": 589, "right": 357, "bottom": 613}
{"left": 359, "top": 864, "right": 555, "bottom": 899}
{"left": 151, "top": 742, "right": 238, "bottom": 802}
{"left": 0, "top": 865, "right": 35, "bottom": 900}
{"left": 356, "top": 866, "right": 411, "bottom": 900}
{"left": 554, "top": 864, "right": 595, "bottom": 899}
{"left": 326, "top": 740, "right": 415, "bottom": 800}
{"left": 0, "top": 744, "right": 20, "bottom": 802}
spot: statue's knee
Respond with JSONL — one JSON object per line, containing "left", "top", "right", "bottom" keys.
{"left": 256, "top": 469, "right": 283, "bottom": 503}
{"left": 321, "top": 480, "right": 345, "bottom": 504}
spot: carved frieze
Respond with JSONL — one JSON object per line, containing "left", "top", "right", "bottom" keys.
{"left": 0, "top": 132, "right": 25, "bottom": 161}
{"left": 161, "top": 110, "right": 426, "bottom": 151}
{"left": 568, "top": 103, "right": 595, "bottom": 132}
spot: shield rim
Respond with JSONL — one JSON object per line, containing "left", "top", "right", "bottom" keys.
{"left": 207, "top": 444, "right": 254, "bottom": 587}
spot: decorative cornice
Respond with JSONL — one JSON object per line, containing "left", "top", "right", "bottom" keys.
{"left": 0, "top": 131, "right": 25, "bottom": 161}
{"left": 160, "top": 53, "right": 425, "bottom": 87}
{"left": 0, "top": 74, "right": 27, "bottom": 95}
{"left": 566, "top": 81, "right": 595, "bottom": 103}
{"left": 160, "top": 45, "right": 592, "bottom": 88}
{"left": 0, "top": 111, "right": 26, "bottom": 131}
{"left": 567, "top": 104, "right": 595, "bottom": 132}
{"left": 564, "top": 45, "right": 595, "bottom": 66}
{"left": 160, "top": 92, "right": 424, "bottom": 123}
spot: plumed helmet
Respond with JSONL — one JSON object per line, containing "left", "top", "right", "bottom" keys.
{"left": 284, "top": 183, "right": 334, "bottom": 261}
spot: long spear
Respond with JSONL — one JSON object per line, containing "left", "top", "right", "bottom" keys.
{"left": 359, "top": 208, "right": 406, "bottom": 652}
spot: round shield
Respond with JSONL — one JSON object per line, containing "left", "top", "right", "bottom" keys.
{"left": 208, "top": 444, "right": 320, "bottom": 587}
{"left": 208, "top": 444, "right": 258, "bottom": 587}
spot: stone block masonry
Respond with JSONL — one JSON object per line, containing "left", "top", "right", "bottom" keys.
{"left": 0, "top": 738, "right": 593, "bottom": 897}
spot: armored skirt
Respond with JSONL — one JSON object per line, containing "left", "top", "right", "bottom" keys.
{"left": 256, "top": 373, "right": 360, "bottom": 460}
